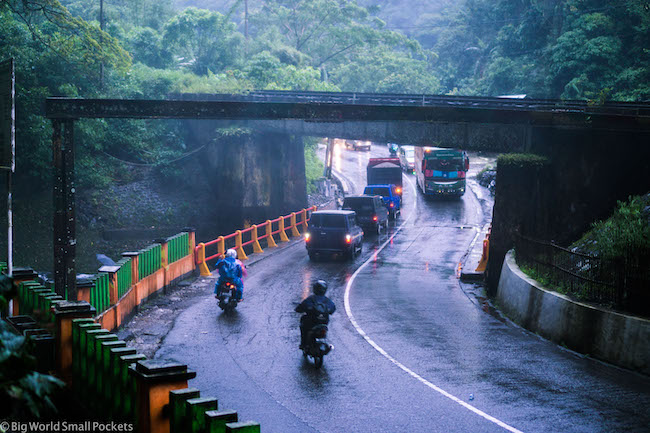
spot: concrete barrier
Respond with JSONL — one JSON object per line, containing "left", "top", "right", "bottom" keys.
{"left": 497, "top": 250, "right": 650, "bottom": 375}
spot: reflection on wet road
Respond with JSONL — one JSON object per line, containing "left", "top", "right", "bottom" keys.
{"left": 156, "top": 144, "right": 650, "bottom": 433}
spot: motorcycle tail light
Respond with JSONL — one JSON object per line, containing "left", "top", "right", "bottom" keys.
{"left": 389, "top": 202, "right": 394, "bottom": 207}
{"left": 345, "top": 234, "right": 352, "bottom": 244}
{"left": 305, "top": 232, "right": 311, "bottom": 242}
{"left": 319, "top": 328, "right": 327, "bottom": 337}
{"left": 396, "top": 187, "right": 402, "bottom": 194}
{"left": 373, "top": 215, "right": 378, "bottom": 222}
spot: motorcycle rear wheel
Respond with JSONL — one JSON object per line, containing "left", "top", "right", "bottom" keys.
{"left": 313, "top": 355, "right": 323, "bottom": 368}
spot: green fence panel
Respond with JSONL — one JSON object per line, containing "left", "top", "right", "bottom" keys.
{"left": 108, "top": 347, "right": 136, "bottom": 418}
{"left": 77, "top": 323, "right": 101, "bottom": 400}
{"left": 119, "top": 354, "right": 146, "bottom": 421}
{"left": 187, "top": 397, "right": 218, "bottom": 433}
{"left": 168, "top": 233, "right": 189, "bottom": 264}
{"left": 138, "top": 244, "right": 162, "bottom": 278}
{"left": 91, "top": 273, "right": 111, "bottom": 313}
{"left": 85, "top": 329, "right": 109, "bottom": 404}
{"left": 93, "top": 333, "right": 117, "bottom": 412}
{"left": 225, "top": 421, "right": 260, "bottom": 433}
{"left": 169, "top": 388, "right": 201, "bottom": 433}
{"left": 116, "top": 259, "right": 132, "bottom": 299}
{"left": 206, "top": 410, "right": 238, "bottom": 433}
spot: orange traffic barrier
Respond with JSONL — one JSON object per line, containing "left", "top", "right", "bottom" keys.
{"left": 235, "top": 230, "right": 249, "bottom": 260}
{"left": 266, "top": 220, "right": 277, "bottom": 248}
{"left": 278, "top": 216, "right": 290, "bottom": 242}
{"left": 194, "top": 206, "right": 317, "bottom": 275}
{"left": 290, "top": 213, "right": 301, "bottom": 237}
{"left": 251, "top": 225, "right": 264, "bottom": 254}
{"left": 475, "top": 226, "right": 491, "bottom": 272}
{"left": 197, "top": 243, "right": 210, "bottom": 276}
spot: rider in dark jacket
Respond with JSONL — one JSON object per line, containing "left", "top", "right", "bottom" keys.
{"left": 295, "top": 280, "right": 336, "bottom": 349}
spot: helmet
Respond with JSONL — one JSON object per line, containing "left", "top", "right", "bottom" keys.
{"left": 312, "top": 280, "right": 328, "bottom": 296}
{"left": 226, "top": 248, "right": 237, "bottom": 259}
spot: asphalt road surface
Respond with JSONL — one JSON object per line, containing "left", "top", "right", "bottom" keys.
{"left": 155, "top": 144, "right": 650, "bottom": 433}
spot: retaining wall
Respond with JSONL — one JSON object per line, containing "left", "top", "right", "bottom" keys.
{"left": 497, "top": 250, "right": 650, "bottom": 375}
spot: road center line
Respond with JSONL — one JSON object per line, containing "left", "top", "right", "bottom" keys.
{"left": 343, "top": 176, "right": 525, "bottom": 433}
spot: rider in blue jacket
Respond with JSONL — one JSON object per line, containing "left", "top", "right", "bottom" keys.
{"left": 214, "top": 249, "right": 244, "bottom": 301}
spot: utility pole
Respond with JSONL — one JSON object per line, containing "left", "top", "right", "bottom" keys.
{"left": 99, "top": 0, "right": 105, "bottom": 89}
{"left": 244, "top": 0, "right": 249, "bottom": 55}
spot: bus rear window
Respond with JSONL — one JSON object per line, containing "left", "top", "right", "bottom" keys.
{"left": 426, "top": 159, "right": 463, "bottom": 171}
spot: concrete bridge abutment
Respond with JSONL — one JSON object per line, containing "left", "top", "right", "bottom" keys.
{"left": 487, "top": 127, "right": 650, "bottom": 293}
{"left": 184, "top": 121, "right": 307, "bottom": 230}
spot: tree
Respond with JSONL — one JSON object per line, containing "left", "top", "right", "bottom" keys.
{"left": 1, "top": 0, "right": 131, "bottom": 75}
{"left": 252, "top": 0, "right": 420, "bottom": 69}
{"left": 162, "top": 7, "right": 244, "bottom": 76}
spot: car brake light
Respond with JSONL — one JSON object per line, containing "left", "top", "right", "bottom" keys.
{"left": 345, "top": 234, "right": 352, "bottom": 243}
{"left": 373, "top": 215, "right": 378, "bottom": 222}
{"left": 305, "top": 232, "right": 311, "bottom": 242}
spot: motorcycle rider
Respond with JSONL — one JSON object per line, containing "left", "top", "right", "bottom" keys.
{"left": 295, "top": 280, "right": 336, "bottom": 349}
{"left": 214, "top": 248, "right": 244, "bottom": 301}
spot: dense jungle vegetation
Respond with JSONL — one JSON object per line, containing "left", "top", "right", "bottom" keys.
{"left": 1, "top": 0, "right": 648, "bottom": 191}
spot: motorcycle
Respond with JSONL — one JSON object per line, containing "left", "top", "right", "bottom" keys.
{"left": 217, "top": 280, "right": 238, "bottom": 312}
{"left": 301, "top": 322, "right": 333, "bottom": 368}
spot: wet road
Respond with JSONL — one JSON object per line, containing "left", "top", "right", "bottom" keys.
{"left": 156, "top": 144, "right": 650, "bottom": 432}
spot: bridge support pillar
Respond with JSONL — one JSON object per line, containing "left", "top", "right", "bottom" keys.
{"left": 52, "top": 119, "right": 77, "bottom": 300}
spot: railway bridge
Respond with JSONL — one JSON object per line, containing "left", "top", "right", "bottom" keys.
{"left": 45, "top": 91, "right": 650, "bottom": 294}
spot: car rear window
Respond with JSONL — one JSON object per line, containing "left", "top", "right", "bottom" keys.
{"left": 365, "top": 187, "right": 390, "bottom": 196}
{"left": 343, "top": 197, "right": 374, "bottom": 211}
{"left": 310, "top": 214, "right": 347, "bottom": 228}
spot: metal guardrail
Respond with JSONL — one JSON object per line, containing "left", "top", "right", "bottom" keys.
{"left": 173, "top": 90, "right": 650, "bottom": 117}
{"left": 514, "top": 234, "right": 650, "bottom": 316}
{"left": 195, "top": 206, "right": 316, "bottom": 276}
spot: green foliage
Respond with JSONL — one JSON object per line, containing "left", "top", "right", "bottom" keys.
{"left": 425, "top": 0, "right": 650, "bottom": 100}
{"left": 0, "top": 320, "right": 65, "bottom": 419}
{"left": 497, "top": 153, "right": 549, "bottom": 168}
{"left": 304, "top": 140, "right": 324, "bottom": 194}
{"left": 162, "top": 7, "right": 244, "bottom": 75}
{"left": 590, "top": 194, "right": 650, "bottom": 261}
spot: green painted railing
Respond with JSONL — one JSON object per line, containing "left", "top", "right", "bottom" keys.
{"left": 169, "top": 389, "right": 260, "bottom": 433}
{"left": 91, "top": 273, "right": 111, "bottom": 314}
{"left": 168, "top": 232, "right": 189, "bottom": 264}
{"left": 71, "top": 318, "right": 144, "bottom": 422}
{"left": 116, "top": 258, "right": 132, "bottom": 299}
{"left": 138, "top": 244, "right": 161, "bottom": 278}
{"left": 16, "top": 281, "right": 62, "bottom": 323}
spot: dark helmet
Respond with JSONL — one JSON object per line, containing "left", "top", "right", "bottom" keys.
{"left": 313, "top": 280, "right": 328, "bottom": 296}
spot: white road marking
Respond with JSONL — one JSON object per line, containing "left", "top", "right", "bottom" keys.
{"left": 343, "top": 176, "right": 525, "bottom": 433}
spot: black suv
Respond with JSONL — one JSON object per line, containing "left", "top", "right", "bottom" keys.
{"left": 342, "top": 195, "right": 389, "bottom": 235}
{"left": 305, "top": 210, "right": 363, "bottom": 260}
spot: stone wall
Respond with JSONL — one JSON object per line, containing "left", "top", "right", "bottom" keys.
{"left": 184, "top": 122, "right": 307, "bottom": 231}
{"left": 487, "top": 127, "right": 650, "bottom": 293}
